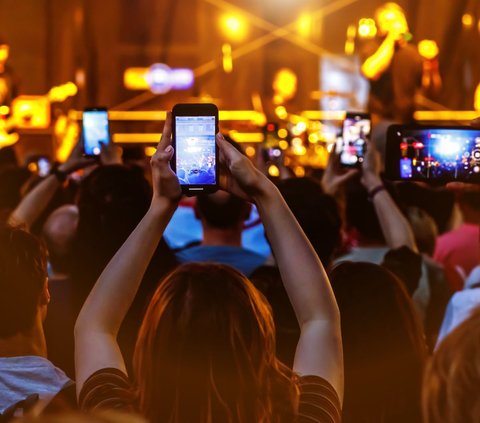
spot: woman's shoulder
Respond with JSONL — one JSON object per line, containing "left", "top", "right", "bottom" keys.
{"left": 294, "top": 374, "right": 342, "bottom": 423}
{"left": 79, "top": 367, "right": 136, "bottom": 412}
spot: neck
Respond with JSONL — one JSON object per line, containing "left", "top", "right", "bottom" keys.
{"left": 202, "top": 224, "right": 243, "bottom": 247}
{"left": 461, "top": 208, "right": 480, "bottom": 226}
{"left": 0, "top": 316, "right": 47, "bottom": 358}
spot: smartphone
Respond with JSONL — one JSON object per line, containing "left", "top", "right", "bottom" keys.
{"left": 37, "top": 157, "right": 52, "bottom": 177}
{"left": 386, "top": 125, "right": 480, "bottom": 183}
{"left": 337, "top": 112, "right": 371, "bottom": 167}
{"left": 82, "top": 108, "right": 110, "bottom": 157}
{"left": 172, "top": 103, "right": 219, "bottom": 195}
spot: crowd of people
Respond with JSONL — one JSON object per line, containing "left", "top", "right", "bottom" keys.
{"left": 0, "top": 112, "right": 479, "bottom": 423}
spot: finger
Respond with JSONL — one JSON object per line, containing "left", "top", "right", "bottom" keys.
{"left": 216, "top": 133, "right": 239, "bottom": 161}
{"left": 157, "top": 111, "right": 173, "bottom": 151}
{"left": 446, "top": 182, "right": 480, "bottom": 193}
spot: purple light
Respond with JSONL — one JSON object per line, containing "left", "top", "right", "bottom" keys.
{"left": 147, "top": 63, "right": 194, "bottom": 94}
{"left": 170, "top": 68, "right": 194, "bottom": 90}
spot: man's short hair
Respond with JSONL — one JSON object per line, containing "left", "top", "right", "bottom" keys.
{"left": 0, "top": 225, "right": 47, "bottom": 337}
{"left": 196, "top": 192, "right": 250, "bottom": 229}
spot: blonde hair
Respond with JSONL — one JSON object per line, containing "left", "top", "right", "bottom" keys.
{"left": 423, "top": 308, "right": 480, "bottom": 423}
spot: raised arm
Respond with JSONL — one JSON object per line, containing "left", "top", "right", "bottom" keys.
{"left": 8, "top": 141, "right": 93, "bottom": 230}
{"left": 361, "top": 33, "right": 397, "bottom": 80}
{"left": 217, "top": 134, "right": 343, "bottom": 400}
{"left": 361, "top": 143, "right": 418, "bottom": 252}
{"left": 74, "top": 114, "right": 181, "bottom": 395}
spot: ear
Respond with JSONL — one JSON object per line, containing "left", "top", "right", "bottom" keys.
{"left": 40, "top": 279, "right": 51, "bottom": 306}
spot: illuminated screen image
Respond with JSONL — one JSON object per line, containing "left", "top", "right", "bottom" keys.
{"left": 398, "top": 129, "right": 480, "bottom": 180}
{"left": 83, "top": 111, "right": 109, "bottom": 156}
{"left": 175, "top": 116, "right": 216, "bottom": 185}
{"left": 337, "top": 116, "right": 371, "bottom": 166}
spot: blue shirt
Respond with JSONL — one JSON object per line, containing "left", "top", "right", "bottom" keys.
{"left": 176, "top": 245, "right": 267, "bottom": 277}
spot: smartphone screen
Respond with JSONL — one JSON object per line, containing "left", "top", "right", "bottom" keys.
{"left": 337, "top": 113, "right": 371, "bottom": 167}
{"left": 37, "top": 157, "right": 51, "bottom": 177}
{"left": 175, "top": 115, "right": 217, "bottom": 186}
{"left": 388, "top": 126, "right": 480, "bottom": 182}
{"left": 82, "top": 109, "right": 110, "bottom": 156}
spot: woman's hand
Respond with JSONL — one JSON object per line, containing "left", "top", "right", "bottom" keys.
{"left": 58, "top": 140, "right": 95, "bottom": 174}
{"left": 150, "top": 112, "right": 181, "bottom": 205}
{"left": 321, "top": 149, "right": 358, "bottom": 195}
{"left": 216, "top": 133, "right": 272, "bottom": 202}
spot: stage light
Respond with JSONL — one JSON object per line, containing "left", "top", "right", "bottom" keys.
{"left": 124, "top": 68, "right": 149, "bottom": 90}
{"left": 268, "top": 164, "right": 280, "bottom": 177}
{"left": 0, "top": 44, "right": 9, "bottom": 63}
{"left": 293, "top": 145, "right": 307, "bottom": 156}
{"left": 220, "top": 14, "right": 247, "bottom": 42}
{"left": 418, "top": 40, "right": 439, "bottom": 60}
{"left": 279, "top": 140, "right": 289, "bottom": 150}
{"left": 358, "top": 18, "right": 377, "bottom": 39}
{"left": 308, "top": 133, "right": 319, "bottom": 143}
{"left": 11, "top": 96, "right": 50, "bottom": 129}
{"left": 275, "top": 106, "right": 288, "bottom": 120}
{"left": 297, "top": 14, "right": 312, "bottom": 38}
{"left": 277, "top": 128, "right": 288, "bottom": 139}
{"left": 462, "top": 13, "right": 473, "bottom": 28}
{"left": 144, "top": 147, "right": 157, "bottom": 157}
{"left": 48, "top": 82, "right": 78, "bottom": 103}
{"left": 222, "top": 44, "right": 233, "bottom": 73}
{"left": 0, "top": 105, "right": 9, "bottom": 115}
{"left": 245, "top": 146, "right": 256, "bottom": 157}
{"left": 434, "top": 137, "right": 460, "bottom": 157}
{"left": 292, "top": 137, "right": 303, "bottom": 147}
{"left": 294, "top": 166, "right": 305, "bottom": 177}
{"left": 273, "top": 68, "right": 297, "bottom": 104}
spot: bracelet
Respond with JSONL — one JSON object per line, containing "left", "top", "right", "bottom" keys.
{"left": 368, "top": 184, "right": 385, "bottom": 201}
{"left": 49, "top": 167, "right": 68, "bottom": 183}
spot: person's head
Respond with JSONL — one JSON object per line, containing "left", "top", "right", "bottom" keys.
{"left": 344, "top": 179, "right": 385, "bottom": 245}
{"left": 457, "top": 192, "right": 480, "bottom": 224}
{"left": 133, "top": 263, "right": 296, "bottom": 423}
{"left": 423, "top": 307, "right": 480, "bottom": 423}
{"left": 406, "top": 207, "right": 438, "bottom": 257}
{"left": 42, "top": 205, "right": 79, "bottom": 275}
{"left": 72, "top": 165, "right": 152, "bottom": 282}
{"left": 0, "top": 225, "right": 49, "bottom": 339}
{"left": 375, "top": 2, "right": 409, "bottom": 36}
{"left": 331, "top": 261, "right": 426, "bottom": 423}
{"left": 277, "top": 178, "right": 341, "bottom": 267}
{"left": 195, "top": 191, "right": 251, "bottom": 230}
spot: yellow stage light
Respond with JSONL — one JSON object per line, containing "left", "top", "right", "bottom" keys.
{"left": 56, "top": 120, "right": 79, "bottom": 163}
{"left": 220, "top": 14, "right": 247, "bottom": 42}
{"left": 292, "top": 137, "right": 303, "bottom": 147}
{"left": 277, "top": 128, "right": 288, "bottom": 139}
{"left": 0, "top": 44, "right": 9, "bottom": 63}
{"left": 144, "top": 147, "right": 157, "bottom": 157}
{"left": 418, "top": 40, "right": 439, "bottom": 60}
{"left": 245, "top": 146, "right": 256, "bottom": 157}
{"left": 28, "top": 162, "right": 38, "bottom": 173}
{"left": 48, "top": 82, "right": 78, "bottom": 103}
{"left": 275, "top": 106, "right": 288, "bottom": 120}
{"left": 293, "top": 145, "right": 307, "bottom": 156}
{"left": 268, "top": 164, "right": 280, "bottom": 177}
{"left": 308, "top": 133, "right": 319, "bottom": 143}
{"left": 462, "top": 13, "right": 473, "bottom": 28}
{"left": 358, "top": 18, "right": 377, "bottom": 39}
{"left": 279, "top": 140, "right": 289, "bottom": 150}
{"left": 297, "top": 14, "right": 312, "bottom": 38}
{"left": 0, "top": 105, "right": 9, "bottom": 115}
{"left": 273, "top": 68, "right": 297, "bottom": 104}
{"left": 345, "top": 39, "right": 355, "bottom": 55}
{"left": 294, "top": 166, "right": 305, "bottom": 177}
{"left": 222, "top": 44, "right": 233, "bottom": 74}
{"left": 124, "top": 67, "right": 150, "bottom": 90}
{"left": 11, "top": 96, "right": 51, "bottom": 129}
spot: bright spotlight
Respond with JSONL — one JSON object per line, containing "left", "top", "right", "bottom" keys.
{"left": 220, "top": 14, "right": 247, "bottom": 41}
{"left": 434, "top": 137, "right": 460, "bottom": 157}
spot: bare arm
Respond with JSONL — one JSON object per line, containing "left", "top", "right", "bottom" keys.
{"left": 74, "top": 114, "right": 181, "bottom": 395}
{"left": 217, "top": 134, "right": 344, "bottom": 400}
{"left": 361, "top": 33, "right": 397, "bottom": 80}
{"left": 361, "top": 144, "right": 418, "bottom": 252}
{"left": 8, "top": 142, "right": 93, "bottom": 230}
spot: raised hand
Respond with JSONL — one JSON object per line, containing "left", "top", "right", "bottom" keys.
{"left": 321, "top": 149, "right": 359, "bottom": 196}
{"left": 58, "top": 140, "right": 95, "bottom": 174}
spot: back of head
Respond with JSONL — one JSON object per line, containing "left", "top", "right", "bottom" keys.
{"left": 134, "top": 263, "right": 295, "bottom": 423}
{"left": 195, "top": 191, "right": 250, "bottom": 229}
{"left": 406, "top": 207, "right": 438, "bottom": 257}
{"left": 458, "top": 191, "right": 480, "bottom": 213}
{"left": 42, "top": 205, "right": 79, "bottom": 274}
{"left": 71, "top": 165, "right": 152, "bottom": 287}
{"left": 345, "top": 179, "right": 385, "bottom": 244}
{"left": 0, "top": 224, "right": 47, "bottom": 338}
{"left": 277, "top": 178, "right": 341, "bottom": 267}
{"left": 331, "top": 261, "right": 426, "bottom": 423}
{"left": 423, "top": 308, "right": 480, "bottom": 423}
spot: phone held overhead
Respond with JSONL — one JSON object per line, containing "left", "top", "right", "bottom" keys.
{"left": 172, "top": 103, "right": 219, "bottom": 195}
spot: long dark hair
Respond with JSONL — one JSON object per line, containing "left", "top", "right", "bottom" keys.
{"left": 133, "top": 263, "right": 297, "bottom": 423}
{"left": 331, "top": 261, "right": 427, "bottom": 423}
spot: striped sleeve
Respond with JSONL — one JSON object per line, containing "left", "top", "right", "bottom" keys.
{"left": 79, "top": 367, "right": 136, "bottom": 412}
{"left": 296, "top": 375, "right": 342, "bottom": 423}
